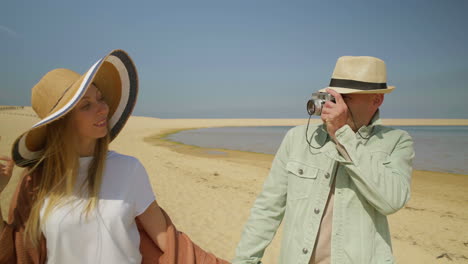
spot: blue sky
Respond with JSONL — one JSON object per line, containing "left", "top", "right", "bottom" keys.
{"left": 1, "top": 0, "right": 467, "bottom": 118}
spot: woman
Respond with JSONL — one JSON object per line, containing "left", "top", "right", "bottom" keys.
{"left": 0, "top": 50, "right": 228, "bottom": 264}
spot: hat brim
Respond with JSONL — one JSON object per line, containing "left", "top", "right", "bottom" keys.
{"left": 319, "top": 85, "right": 395, "bottom": 94}
{"left": 12, "top": 50, "right": 138, "bottom": 167}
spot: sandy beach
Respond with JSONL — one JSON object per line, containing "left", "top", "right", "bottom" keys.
{"left": 1, "top": 107, "right": 467, "bottom": 263}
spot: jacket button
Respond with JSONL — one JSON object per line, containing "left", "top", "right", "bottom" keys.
{"left": 302, "top": 248, "right": 308, "bottom": 254}
{"left": 325, "top": 173, "right": 330, "bottom": 179}
{"left": 314, "top": 208, "right": 320, "bottom": 214}
{"left": 298, "top": 169, "right": 303, "bottom": 175}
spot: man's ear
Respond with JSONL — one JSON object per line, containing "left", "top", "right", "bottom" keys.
{"left": 373, "top": 94, "right": 384, "bottom": 107}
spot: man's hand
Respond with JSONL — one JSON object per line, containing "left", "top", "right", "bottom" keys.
{"left": 0, "top": 155, "right": 14, "bottom": 183}
{"left": 321, "top": 88, "right": 348, "bottom": 141}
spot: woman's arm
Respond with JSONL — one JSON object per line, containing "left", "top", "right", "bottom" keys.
{"left": 0, "top": 155, "right": 46, "bottom": 263}
{"left": 0, "top": 155, "right": 14, "bottom": 228}
{"left": 0, "top": 155, "right": 14, "bottom": 193}
{"left": 137, "top": 200, "right": 168, "bottom": 252}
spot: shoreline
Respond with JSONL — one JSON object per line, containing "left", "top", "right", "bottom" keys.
{"left": 144, "top": 128, "right": 276, "bottom": 169}
{"left": 151, "top": 126, "right": 468, "bottom": 176}
{"left": 147, "top": 126, "right": 468, "bottom": 177}
{"left": 2, "top": 107, "right": 468, "bottom": 126}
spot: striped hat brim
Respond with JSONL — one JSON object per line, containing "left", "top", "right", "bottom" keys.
{"left": 12, "top": 49, "right": 138, "bottom": 167}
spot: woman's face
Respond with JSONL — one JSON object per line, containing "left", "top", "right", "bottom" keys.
{"left": 70, "top": 84, "right": 109, "bottom": 143}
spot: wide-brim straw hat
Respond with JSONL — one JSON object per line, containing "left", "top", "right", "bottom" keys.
{"left": 319, "top": 56, "right": 395, "bottom": 94}
{"left": 12, "top": 49, "right": 138, "bottom": 167}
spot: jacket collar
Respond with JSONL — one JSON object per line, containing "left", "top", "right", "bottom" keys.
{"left": 354, "top": 109, "right": 382, "bottom": 138}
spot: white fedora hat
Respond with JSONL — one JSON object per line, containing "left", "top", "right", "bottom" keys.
{"left": 12, "top": 49, "right": 138, "bottom": 167}
{"left": 319, "top": 56, "right": 395, "bottom": 94}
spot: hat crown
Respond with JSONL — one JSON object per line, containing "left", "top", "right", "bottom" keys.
{"left": 332, "top": 56, "right": 387, "bottom": 83}
{"left": 31, "top": 69, "right": 81, "bottom": 119}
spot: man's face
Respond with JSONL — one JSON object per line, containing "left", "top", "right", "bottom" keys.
{"left": 341, "top": 93, "right": 384, "bottom": 126}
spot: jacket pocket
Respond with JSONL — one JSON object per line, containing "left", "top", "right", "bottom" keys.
{"left": 286, "top": 161, "right": 318, "bottom": 200}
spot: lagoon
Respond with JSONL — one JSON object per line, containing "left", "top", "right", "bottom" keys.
{"left": 167, "top": 126, "right": 468, "bottom": 175}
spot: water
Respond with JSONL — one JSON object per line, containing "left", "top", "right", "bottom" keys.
{"left": 167, "top": 126, "right": 468, "bottom": 175}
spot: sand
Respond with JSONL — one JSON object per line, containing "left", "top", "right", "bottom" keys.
{"left": 1, "top": 107, "right": 467, "bottom": 263}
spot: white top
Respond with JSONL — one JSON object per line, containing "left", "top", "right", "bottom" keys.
{"left": 40, "top": 151, "right": 156, "bottom": 264}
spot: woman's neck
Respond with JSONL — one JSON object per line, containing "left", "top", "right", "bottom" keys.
{"left": 78, "top": 138, "right": 96, "bottom": 157}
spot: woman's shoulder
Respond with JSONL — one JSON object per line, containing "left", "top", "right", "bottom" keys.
{"left": 107, "top": 150, "right": 137, "bottom": 161}
{"left": 102, "top": 151, "right": 149, "bottom": 186}
{"left": 106, "top": 151, "right": 143, "bottom": 168}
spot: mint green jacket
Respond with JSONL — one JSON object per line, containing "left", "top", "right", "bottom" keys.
{"left": 233, "top": 113, "right": 414, "bottom": 264}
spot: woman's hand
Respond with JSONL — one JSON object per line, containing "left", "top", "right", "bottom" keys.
{"left": 0, "top": 156, "right": 14, "bottom": 183}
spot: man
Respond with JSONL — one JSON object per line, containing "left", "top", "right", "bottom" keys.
{"left": 233, "top": 56, "right": 415, "bottom": 264}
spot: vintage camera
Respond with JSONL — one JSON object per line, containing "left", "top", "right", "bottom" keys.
{"left": 306, "top": 92, "right": 336, "bottom": 116}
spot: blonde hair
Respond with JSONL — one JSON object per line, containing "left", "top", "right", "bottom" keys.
{"left": 24, "top": 113, "right": 109, "bottom": 245}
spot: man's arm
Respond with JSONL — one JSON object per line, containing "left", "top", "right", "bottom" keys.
{"left": 335, "top": 125, "right": 414, "bottom": 215}
{"left": 232, "top": 129, "right": 293, "bottom": 264}
{"left": 321, "top": 88, "right": 414, "bottom": 215}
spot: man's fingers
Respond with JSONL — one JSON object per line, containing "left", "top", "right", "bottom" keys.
{"left": 0, "top": 156, "right": 12, "bottom": 162}
{"left": 326, "top": 88, "right": 345, "bottom": 105}
{"left": 321, "top": 107, "right": 331, "bottom": 115}
{"left": 0, "top": 155, "right": 14, "bottom": 178}
{"left": 323, "top": 101, "right": 335, "bottom": 109}
{"left": 0, "top": 156, "right": 14, "bottom": 168}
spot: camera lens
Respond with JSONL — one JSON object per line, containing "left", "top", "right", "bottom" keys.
{"left": 307, "top": 100, "right": 315, "bottom": 115}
